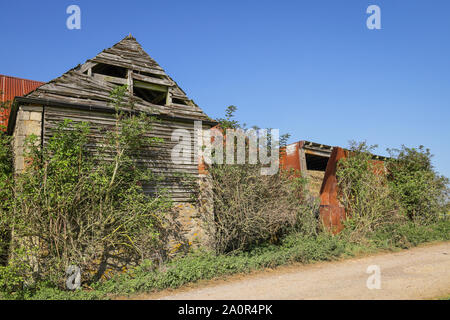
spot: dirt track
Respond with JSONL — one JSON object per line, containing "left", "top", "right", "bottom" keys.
{"left": 145, "top": 242, "right": 450, "bottom": 300}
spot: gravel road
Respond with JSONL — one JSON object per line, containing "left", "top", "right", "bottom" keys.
{"left": 147, "top": 242, "right": 450, "bottom": 300}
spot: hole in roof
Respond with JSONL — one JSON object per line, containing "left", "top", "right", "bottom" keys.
{"left": 92, "top": 63, "right": 127, "bottom": 78}
{"left": 134, "top": 87, "right": 167, "bottom": 106}
{"left": 172, "top": 98, "right": 189, "bottom": 106}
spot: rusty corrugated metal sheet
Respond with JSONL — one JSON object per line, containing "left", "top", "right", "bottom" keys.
{"left": 0, "top": 74, "right": 44, "bottom": 129}
{"left": 280, "top": 141, "right": 303, "bottom": 172}
{"left": 318, "top": 148, "right": 389, "bottom": 234}
{"left": 319, "top": 147, "right": 348, "bottom": 234}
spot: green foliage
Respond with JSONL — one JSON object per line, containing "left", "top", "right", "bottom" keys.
{"left": 0, "top": 249, "right": 31, "bottom": 298}
{"left": 337, "top": 141, "right": 449, "bottom": 242}
{"left": 0, "top": 128, "right": 13, "bottom": 265}
{"left": 368, "top": 219, "right": 450, "bottom": 249}
{"left": 336, "top": 141, "right": 402, "bottom": 241}
{"left": 215, "top": 105, "right": 240, "bottom": 130}
{"left": 387, "top": 145, "right": 449, "bottom": 224}
{"left": 2, "top": 218, "right": 449, "bottom": 300}
{"left": 78, "top": 231, "right": 354, "bottom": 296}
{"left": 0, "top": 100, "right": 13, "bottom": 264}
{"left": 205, "top": 106, "right": 317, "bottom": 253}
{"left": 0, "top": 85, "right": 174, "bottom": 291}
{"left": 207, "top": 164, "right": 318, "bottom": 253}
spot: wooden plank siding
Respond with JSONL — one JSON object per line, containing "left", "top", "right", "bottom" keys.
{"left": 43, "top": 106, "right": 210, "bottom": 202}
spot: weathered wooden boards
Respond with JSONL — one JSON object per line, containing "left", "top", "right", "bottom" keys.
{"left": 43, "top": 106, "right": 209, "bottom": 202}
{"left": 14, "top": 35, "right": 216, "bottom": 202}
{"left": 26, "top": 35, "right": 211, "bottom": 121}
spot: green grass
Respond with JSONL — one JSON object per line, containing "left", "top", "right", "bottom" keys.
{"left": 1, "top": 219, "right": 449, "bottom": 300}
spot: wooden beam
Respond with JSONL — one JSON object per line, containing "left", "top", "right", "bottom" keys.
{"left": 92, "top": 73, "right": 127, "bottom": 85}
{"left": 134, "top": 80, "right": 167, "bottom": 93}
{"left": 165, "top": 88, "right": 172, "bottom": 106}
{"left": 152, "top": 92, "right": 167, "bottom": 105}
{"left": 127, "top": 69, "right": 133, "bottom": 94}
{"left": 79, "top": 61, "right": 98, "bottom": 74}
{"left": 299, "top": 148, "right": 308, "bottom": 177}
{"left": 304, "top": 149, "right": 332, "bottom": 158}
{"left": 92, "top": 57, "right": 166, "bottom": 76}
{"left": 132, "top": 72, "right": 173, "bottom": 87}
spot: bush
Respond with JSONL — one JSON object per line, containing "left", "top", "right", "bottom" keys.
{"left": 0, "top": 86, "right": 174, "bottom": 289}
{"left": 337, "top": 142, "right": 403, "bottom": 242}
{"left": 207, "top": 164, "right": 318, "bottom": 253}
{"left": 0, "top": 251, "right": 31, "bottom": 298}
{"left": 202, "top": 106, "right": 318, "bottom": 253}
{"left": 337, "top": 141, "right": 449, "bottom": 242}
{"left": 387, "top": 145, "right": 449, "bottom": 224}
{"left": 0, "top": 126, "right": 13, "bottom": 265}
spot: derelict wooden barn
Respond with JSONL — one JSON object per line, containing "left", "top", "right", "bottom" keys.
{"left": 8, "top": 35, "right": 216, "bottom": 202}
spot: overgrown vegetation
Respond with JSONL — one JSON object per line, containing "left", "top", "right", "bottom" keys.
{"left": 0, "top": 101, "right": 13, "bottom": 266}
{"left": 336, "top": 142, "right": 404, "bottom": 242}
{"left": 203, "top": 106, "right": 317, "bottom": 253}
{"left": 2, "top": 219, "right": 448, "bottom": 300}
{"left": 0, "top": 86, "right": 176, "bottom": 297}
{"left": 207, "top": 164, "right": 318, "bottom": 253}
{"left": 387, "top": 145, "right": 449, "bottom": 224}
{"left": 337, "top": 141, "right": 449, "bottom": 243}
{"left": 0, "top": 101, "right": 448, "bottom": 300}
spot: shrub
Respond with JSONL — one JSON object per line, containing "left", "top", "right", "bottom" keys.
{"left": 207, "top": 164, "right": 318, "bottom": 253}
{"left": 337, "top": 142, "right": 403, "bottom": 242}
{"left": 337, "top": 141, "right": 449, "bottom": 241}
{"left": 0, "top": 249, "right": 31, "bottom": 298}
{"left": 202, "top": 106, "right": 318, "bottom": 254}
{"left": 0, "top": 86, "right": 174, "bottom": 289}
{"left": 0, "top": 126, "right": 13, "bottom": 265}
{"left": 386, "top": 145, "right": 449, "bottom": 224}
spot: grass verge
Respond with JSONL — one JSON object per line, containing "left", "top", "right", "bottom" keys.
{"left": 1, "top": 220, "right": 449, "bottom": 300}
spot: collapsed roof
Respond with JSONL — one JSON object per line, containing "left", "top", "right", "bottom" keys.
{"left": 8, "top": 34, "right": 214, "bottom": 134}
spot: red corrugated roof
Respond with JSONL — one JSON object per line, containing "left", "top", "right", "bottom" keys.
{"left": 0, "top": 74, "right": 44, "bottom": 129}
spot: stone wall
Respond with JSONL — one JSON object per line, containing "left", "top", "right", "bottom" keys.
{"left": 168, "top": 173, "right": 214, "bottom": 255}
{"left": 307, "top": 170, "right": 325, "bottom": 198}
{"left": 12, "top": 105, "right": 43, "bottom": 173}
{"left": 9, "top": 105, "right": 43, "bottom": 280}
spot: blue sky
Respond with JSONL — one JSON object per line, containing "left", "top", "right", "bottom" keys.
{"left": 1, "top": 0, "right": 449, "bottom": 177}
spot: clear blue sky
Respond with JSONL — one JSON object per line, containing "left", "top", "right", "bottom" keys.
{"left": 1, "top": 0, "right": 449, "bottom": 177}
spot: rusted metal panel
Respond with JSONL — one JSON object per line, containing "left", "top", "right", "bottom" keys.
{"left": 0, "top": 74, "right": 44, "bottom": 129}
{"left": 280, "top": 140, "right": 333, "bottom": 175}
{"left": 319, "top": 147, "right": 348, "bottom": 234}
{"left": 318, "top": 148, "right": 388, "bottom": 233}
{"left": 280, "top": 141, "right": 302, "bottom": 172}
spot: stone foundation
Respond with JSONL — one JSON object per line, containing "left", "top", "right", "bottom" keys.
{"left": 168, "top": 174, "right": 214, "bottom": 254}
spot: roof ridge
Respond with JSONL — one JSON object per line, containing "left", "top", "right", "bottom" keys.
{"left": 20, "top": 35, "right": 210, "bottom": 121}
